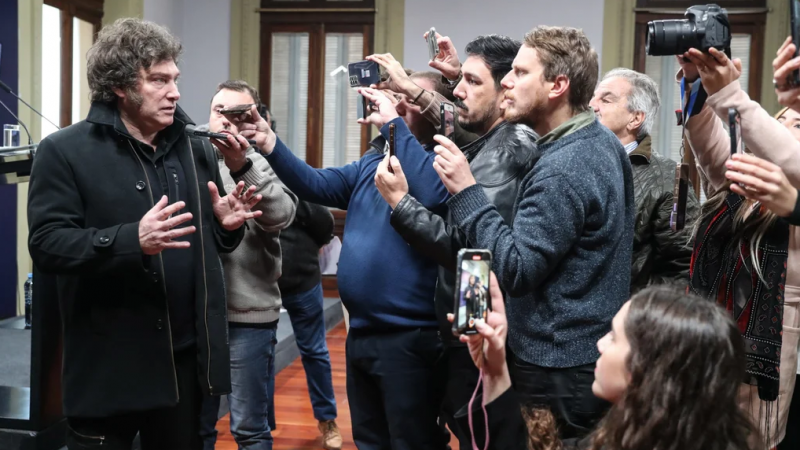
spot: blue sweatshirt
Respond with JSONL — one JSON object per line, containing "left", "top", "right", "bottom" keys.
{"left": 266, "top": 118, "right": 448, "bottom": 331}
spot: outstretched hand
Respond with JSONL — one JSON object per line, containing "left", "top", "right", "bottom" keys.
{"left": 368, "top": 53, "right": 419, "bottom": 98}
{"left": 725, "top": 153, "right": 798, "bottom": 217}
{"left": 208, "top": 180, "right": 263, "bottom": 231}
{"left": 773, "top": 36, "right": 800, "bottom": 113}
{"left": 357, "top": 87, "right": 400, "bottom": 129}
{"left": 424, "top": 31, "right": 461, "bottom": 81}
{"left": 682, "top": 47, "right": 742, "bottom": 96}
{"left": 374, "top": 154, "right": 409, "bottom": 209}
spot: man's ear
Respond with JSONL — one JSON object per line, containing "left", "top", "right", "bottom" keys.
{"left": 113, "top": 88, "right": 126, "bottom": 101}
{"left": 548, "top": 74, "right": 570, "bottom": 101}
{"left": 628, "top": 111, "right": 646, "bottom": 134}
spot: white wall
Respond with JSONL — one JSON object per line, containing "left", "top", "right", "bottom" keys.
{"left": 403, "top": 0, "right": 605, "bottom": 73}
{"left": 144, "top": 0, "right": 231, "bottom": 124}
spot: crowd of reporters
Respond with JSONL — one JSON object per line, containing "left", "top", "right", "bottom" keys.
{"left": 22, "top": 5, "right": 800, "bottom": 450}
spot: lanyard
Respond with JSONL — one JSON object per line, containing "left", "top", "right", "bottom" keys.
{"left": 680, "top": 77, "right": 702, "bottom": 124}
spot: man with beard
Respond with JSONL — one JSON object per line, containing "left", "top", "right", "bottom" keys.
{"left": 372, "top": 34, "right": 537, "bottom": 448}
{"left": 427, "top": 26, "right": 635, "bottom": 440}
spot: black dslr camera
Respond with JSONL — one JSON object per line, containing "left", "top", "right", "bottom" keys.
{"left": 646, "top": 4, "right": 731, "bottom": 56}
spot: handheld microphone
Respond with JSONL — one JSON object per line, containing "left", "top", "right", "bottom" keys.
{"left": 0, "top": 98, "right": 33, "bottom": 145}
{"left": 185, "top": 124, "right": 257, "bottom": 146}
{"left": 0, "top": 79, "right": 61, "bottom": 132}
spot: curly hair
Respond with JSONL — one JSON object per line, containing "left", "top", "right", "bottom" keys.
{"left": 588, "top": 285, "right": 755, "bottom": 450}
{"left": 87, "top": 18, "right": 182, "bottom": 104}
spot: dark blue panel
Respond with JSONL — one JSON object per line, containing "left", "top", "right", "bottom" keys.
{"left": 0, "top": 0, "right": 20, "bottom": 319}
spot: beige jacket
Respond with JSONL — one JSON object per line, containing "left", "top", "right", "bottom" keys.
{"left": 218, "top": 148, "right": 297, "bottom": 323}
{"left": 684, "top": 78, "right": 800, "bottom": 444}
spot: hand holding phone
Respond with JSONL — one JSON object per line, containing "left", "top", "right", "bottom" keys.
{"left": 425, "top": 31, "right": 461, "bottom": 81}
{"left": 453, "top": 249, "right": 492, "bottom": 336}
{"left": 356, "top": 88, "right": 400, "bottom": 128}
{"left": 426, "top": 27, "right": 439, "bottom": 61}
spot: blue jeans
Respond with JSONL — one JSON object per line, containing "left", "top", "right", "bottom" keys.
{"left": 200, "top": 326, "right": 277, "bottom": 450}
{"left": 282, "top": 282, "right": 337, "bottom": 421}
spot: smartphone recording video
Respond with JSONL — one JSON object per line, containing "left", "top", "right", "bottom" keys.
{"left": 427, "top": 27, "right": 439, "bottom": 61}
{"left": 453, "top": 249, "right": 492, "bottom": 336}
{"left": 440, "top": 103, "right": 456, "bottom": 140}
{"left": 348, "top": 60, "right": 381, "bottom": 87}
{"left": 220, "top": 104, "right": 255, "bottom": 116}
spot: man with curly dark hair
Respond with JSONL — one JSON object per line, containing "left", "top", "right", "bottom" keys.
{"left": 27, "top": 18, "right": 264, "bottom": 449}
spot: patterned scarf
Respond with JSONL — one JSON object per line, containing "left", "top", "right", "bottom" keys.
{"left": 689, "top": 192, "right": 789, "bottom": 402}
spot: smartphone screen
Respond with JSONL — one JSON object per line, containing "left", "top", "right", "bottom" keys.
{"left": 440, "top": 103, "right": 456, "bottom": 139}
{"left": 453, "top": 250, "right": 492, "bottom": 336}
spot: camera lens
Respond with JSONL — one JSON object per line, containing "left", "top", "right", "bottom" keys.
{"left": 646, "top": 19, "right": 698, "bottom": 56}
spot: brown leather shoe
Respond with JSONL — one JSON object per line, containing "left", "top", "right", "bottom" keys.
{"left": 318, "top": 420, "right": 343, "bottom": 450}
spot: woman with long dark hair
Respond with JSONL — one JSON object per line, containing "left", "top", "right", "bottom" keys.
{"left": 453, "top": 274, "right": 755, "bottom": 450}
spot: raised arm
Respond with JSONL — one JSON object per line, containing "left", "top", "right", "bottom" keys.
{"left": 682, "top": 48, "right": 800, "bottom": 188}
{"left": 265, "top": 138, "right": 360, "bottom": 210}
{"left": 447, "top": 174, "right": 583, "bottom": 297}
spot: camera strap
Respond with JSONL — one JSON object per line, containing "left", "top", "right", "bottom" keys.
{"left": 467, "top": 368, "right": 490, "bottom": 450}
{"left": 680, "top": 78, "right": 703, "bottom": 124}
{"left": 670, "top": 78, "right": 702, "bottom": 231}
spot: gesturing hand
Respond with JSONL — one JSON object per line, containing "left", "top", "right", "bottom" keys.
{"left": 357, "top": 87, "right": 400, "bottom": 129}
{"left": 682, "top": 47, "right": 742, "bottom": 96}
{"left": 447, "top": 272, "right": 511, "bottom": 405}
{"left": 208, "top": 180, "right": 263, "bottom": 231}
{"left": 374, "top": 154, "right": 409, "bottom": 209}
{"left": 424, "top": 31, "right": 461, "bottom": 81}
{"left": 725, "top": 153, "right": 798, "bottom": 217}
{"left": 773, "top": 36, "right": 800, "bottom": 113}
{"left": 432, "top": 134, "right": 476, "bottom": 195}
{"left": 139, "top": 196, "right": 196, "bottom": 255}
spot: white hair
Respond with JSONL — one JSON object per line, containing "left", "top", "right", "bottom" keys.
{"left": 602, "top": 68, "right": 660, "bottom": 140}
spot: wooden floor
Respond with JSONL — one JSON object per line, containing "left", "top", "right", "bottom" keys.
{"left": 213, "top": 323, "right": 354, "bottom": 450}
{"left": 211, "top": 322, "right": 460, "bottom": 450}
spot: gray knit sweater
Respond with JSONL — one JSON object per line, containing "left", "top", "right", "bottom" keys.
{"left": 448, "top": 116, "right": 635, "bottom": 368}
{"left": 218, "top": 149, "right": 298, "bottom": 323}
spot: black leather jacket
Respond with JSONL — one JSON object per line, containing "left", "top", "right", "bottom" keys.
{"left": 390, "top": 121, "right": 538, "bottom": 345}
{"left": 628, "top": 135, "right": 699, "bottom": 293}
